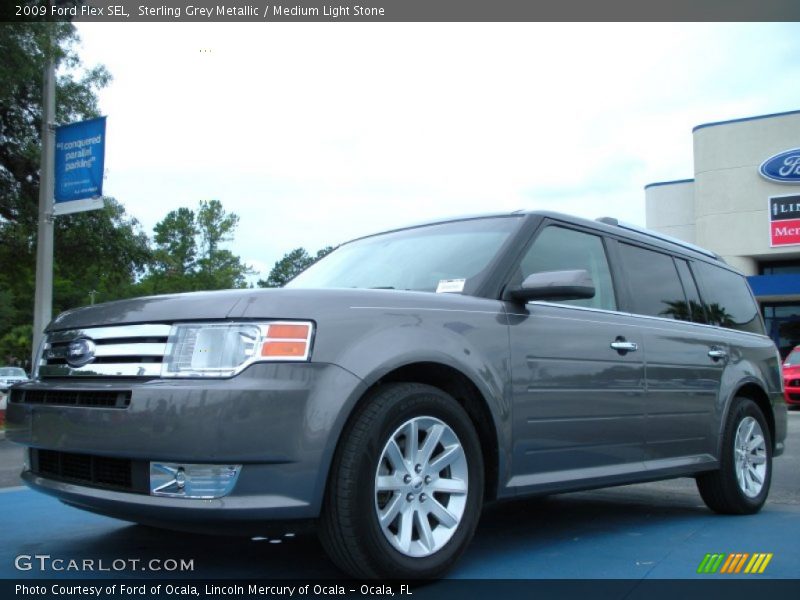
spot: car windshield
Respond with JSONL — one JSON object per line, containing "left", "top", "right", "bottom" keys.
{"left": 0, "top": 367, "right": 25, "bottom": 377}
{"left": 784, "top": 348, "right": 800, "bottom": 366}
{"left": 286, "top": 216, "right": 521, "bottom": 292}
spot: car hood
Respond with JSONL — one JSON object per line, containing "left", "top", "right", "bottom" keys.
{"left": 46, "top": 287, "right": 494, "bottom": 332}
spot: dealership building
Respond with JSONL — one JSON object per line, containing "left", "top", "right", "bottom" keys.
{"left": 645, "top": 109, "right": 800, "bottom": 357}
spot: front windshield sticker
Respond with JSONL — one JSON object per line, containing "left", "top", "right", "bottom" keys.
{"left": 436, "top": 279, "right": 466, "bottom": 293}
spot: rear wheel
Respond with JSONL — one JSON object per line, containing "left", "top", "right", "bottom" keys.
{"left": 319, "top": 383, "right": 483, "bottom": 579}
{"left": 696, "top": 396, "right": 772, "bottom": 514}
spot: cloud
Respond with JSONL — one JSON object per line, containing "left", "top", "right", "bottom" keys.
{"left": 74, "top": 22, "right": 800, "bottom": 270}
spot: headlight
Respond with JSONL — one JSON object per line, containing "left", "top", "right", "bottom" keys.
{"left": 161, "top": 321, "right": 314, "bottom": 378}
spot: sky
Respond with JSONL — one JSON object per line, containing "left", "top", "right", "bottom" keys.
{"left": 73, "top": 22, "right": 800, "bottom": 282}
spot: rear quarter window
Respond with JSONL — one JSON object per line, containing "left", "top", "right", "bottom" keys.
{"left": 692, "top": 261, "right": 764, "bottom": 335}
{"left": 618, "top": 243, "right": 689, "bottom": 321}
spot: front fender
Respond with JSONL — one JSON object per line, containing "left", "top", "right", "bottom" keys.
{"left": 315, "top": 303, "right": 512, "bottom": 496}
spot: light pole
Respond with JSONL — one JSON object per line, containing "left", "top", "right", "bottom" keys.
{"left": 32, "top": 25, "right": 56, "bottom": 367}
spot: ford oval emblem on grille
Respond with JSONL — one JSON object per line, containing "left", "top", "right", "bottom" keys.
{"left": 66, "top": 338, "right": 96, "bottom": 368}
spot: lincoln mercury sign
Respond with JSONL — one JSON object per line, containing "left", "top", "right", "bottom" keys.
{"left": 53, "top": 116, "right": 106, "bottom": 215}
{"left": 769, "top": 195, "right": 800, "bottom": 247}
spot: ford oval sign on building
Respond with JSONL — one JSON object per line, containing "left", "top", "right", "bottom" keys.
{"left": 760, "top": 148, "right": 800, "bottom": 183}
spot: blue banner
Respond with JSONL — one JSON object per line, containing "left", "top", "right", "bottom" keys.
{"left": 54, "top": 117, "right": 106, "bottom": 208}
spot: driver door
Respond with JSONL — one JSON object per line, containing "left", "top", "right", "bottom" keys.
{"left": 505, "top": 224, "right": 647, "bottom": 491}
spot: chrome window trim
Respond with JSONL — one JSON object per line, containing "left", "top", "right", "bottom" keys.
{"left": 520, "top": 301, "right": 770, "bottom": 340}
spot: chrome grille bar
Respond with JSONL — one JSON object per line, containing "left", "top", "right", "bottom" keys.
{"left": 40, "top": 324, "right": 171, "bottom": 378}
{"left": 47, "top": 324, "right": 171, "bottom": 343}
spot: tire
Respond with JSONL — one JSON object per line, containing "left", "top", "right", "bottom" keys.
{"left": 696, "top": 396, "right": 772, "bottom": 515}
{"left": 319, "top": 382, "right": 484, "bottom": 579}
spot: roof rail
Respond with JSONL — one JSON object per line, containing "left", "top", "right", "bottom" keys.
{"left": 596, "top": 217, "right": 721, "bottom": 260}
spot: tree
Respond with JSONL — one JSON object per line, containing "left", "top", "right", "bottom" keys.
{"left": 0, "top": 23, "right": 111, "bottom": 226}
{"left": 258, "top": 246, "right": 335, "bottom": 288}
{"left": 0, "top": 22, "right": 121, "bottom": 364}
{"left": 135, "top": 199, "right": 252, "bottom": 294}
{"left": 152, "top": 207, "right": 198, "bottom": 276}
{"left": 197, "top": 199, "right": 237, "bottom": 257}
{"left": 194, "top": 199, "right": 251, "bottom": 289}
{"left": 0, "top": 197, "right": 152, "bottom": 362}
{"left": 52, "top": 198, "right": 152, "bottom": 307}
{"left": 0, "top": 26, "right": 252, "bottom": 364}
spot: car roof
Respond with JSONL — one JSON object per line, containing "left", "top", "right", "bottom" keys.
{"left": 347, "top": 209, "right": 725, "bottom": 266}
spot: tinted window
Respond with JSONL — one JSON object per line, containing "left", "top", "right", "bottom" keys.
{"left": 619, "top": 244, "right": 688, "bottom": 320}
{"left": 675, "top": 259, "right": 708, "bottom": 323}
{"left": 519, "top": 226, "right": 616, "bottom": 310}
{"left": 692, "top": 261, "right": 764, "bottom": 334}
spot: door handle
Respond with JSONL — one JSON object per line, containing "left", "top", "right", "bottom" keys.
{"left": 610, "top": 338, "right": 638, "bottom": 353}
{"left": 708, "top": 347, "right": 728, "bottom": 361}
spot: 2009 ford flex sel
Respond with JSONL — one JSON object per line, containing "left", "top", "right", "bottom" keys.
{"left": 7, "top": 211, "right": 788, "bottom": 579}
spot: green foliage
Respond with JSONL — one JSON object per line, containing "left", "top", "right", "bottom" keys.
{"left": 135, "top": 200, "right": 253, "bottom": 295}
{"left": 0, "top": 22, "right": 114, "bottom": 365}
{"left": 0, "top": 197, "right": 152, "bottom": 364}
{"left": 0, "top": 288, "right": 15, "bottom": 333}
{"left": 0, "top": 22, "right": 111, "bottom": 226}
{"left": 152, "top": 207, "right": 198, "bottom": 276}
{"left": 0, "top": 324, "right": 32, "bottom": 366}
{"left": 53, "top": 198, "right": 152, "bottom": 308}
{"left": 197, "top": 199, "right": 238, "bottom": 256}
{"left": 0, "top": 26, "right": 253, "bottom": 366}
{"left": 258, "top": 246, "right": 335, "bottom": 288}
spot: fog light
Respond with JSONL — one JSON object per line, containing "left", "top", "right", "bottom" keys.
{"left": 149, "top": 462, "right": 241, "bottom": 498}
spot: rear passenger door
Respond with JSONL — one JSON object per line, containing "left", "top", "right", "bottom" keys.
{"left": 615, "top": 243, "right": 724, "bottom": 465}
{"left": 505, "top": 224, "right": 647, "bottom": 490}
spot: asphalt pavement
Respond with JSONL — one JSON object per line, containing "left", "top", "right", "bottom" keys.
{"left": 0, "top": 411, "right": 797, "bottom": 580}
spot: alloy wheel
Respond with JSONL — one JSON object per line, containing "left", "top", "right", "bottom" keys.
{"left": 374, "top": 416, "right": 469, "bottom": 558}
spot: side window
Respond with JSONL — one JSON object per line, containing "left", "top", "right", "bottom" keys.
{"left": 675, "top": 259, "right": 708, "bottom": 323}
{"left": 692, "top": 261, "right": 764, "bottom": 334}
{"left": 618, "top": 244, "right": 688, "bottom": 320}
{"left": 519, "top": 226, "right": 616, "bottom": 310}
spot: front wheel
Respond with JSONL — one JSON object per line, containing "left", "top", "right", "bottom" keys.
{"left": 319, "top": 383, "right": 484, "bottom": 579}
{"left": 696, "top": 396, "right": 772, "bottom": 514}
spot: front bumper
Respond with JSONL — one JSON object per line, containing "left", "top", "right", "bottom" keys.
{"left": 6, "top": 362, "right": 366, "bottom": 529}
{"left": 783, "top": 384, "right": 800, "bottom": 405}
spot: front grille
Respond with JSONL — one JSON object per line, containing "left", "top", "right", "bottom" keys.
{"left": 39, "top": 324, "right": 171, "bottom": 378}
{"left": 789, "top": 379, "right": 800, "bottom": 387}
{"left": 32, "top": 449, "right": 147, "bottom": 493}
{"left": 10, "top": 389, "right": 131, "bottom": 408}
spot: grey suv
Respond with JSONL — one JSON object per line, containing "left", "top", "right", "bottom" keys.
{"left": 7, "top": 211, "right": 788, "bottom": 579}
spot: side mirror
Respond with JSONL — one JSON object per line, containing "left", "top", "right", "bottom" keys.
{"left": 509, "top": 269, "right": 596, "bottom": 303}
